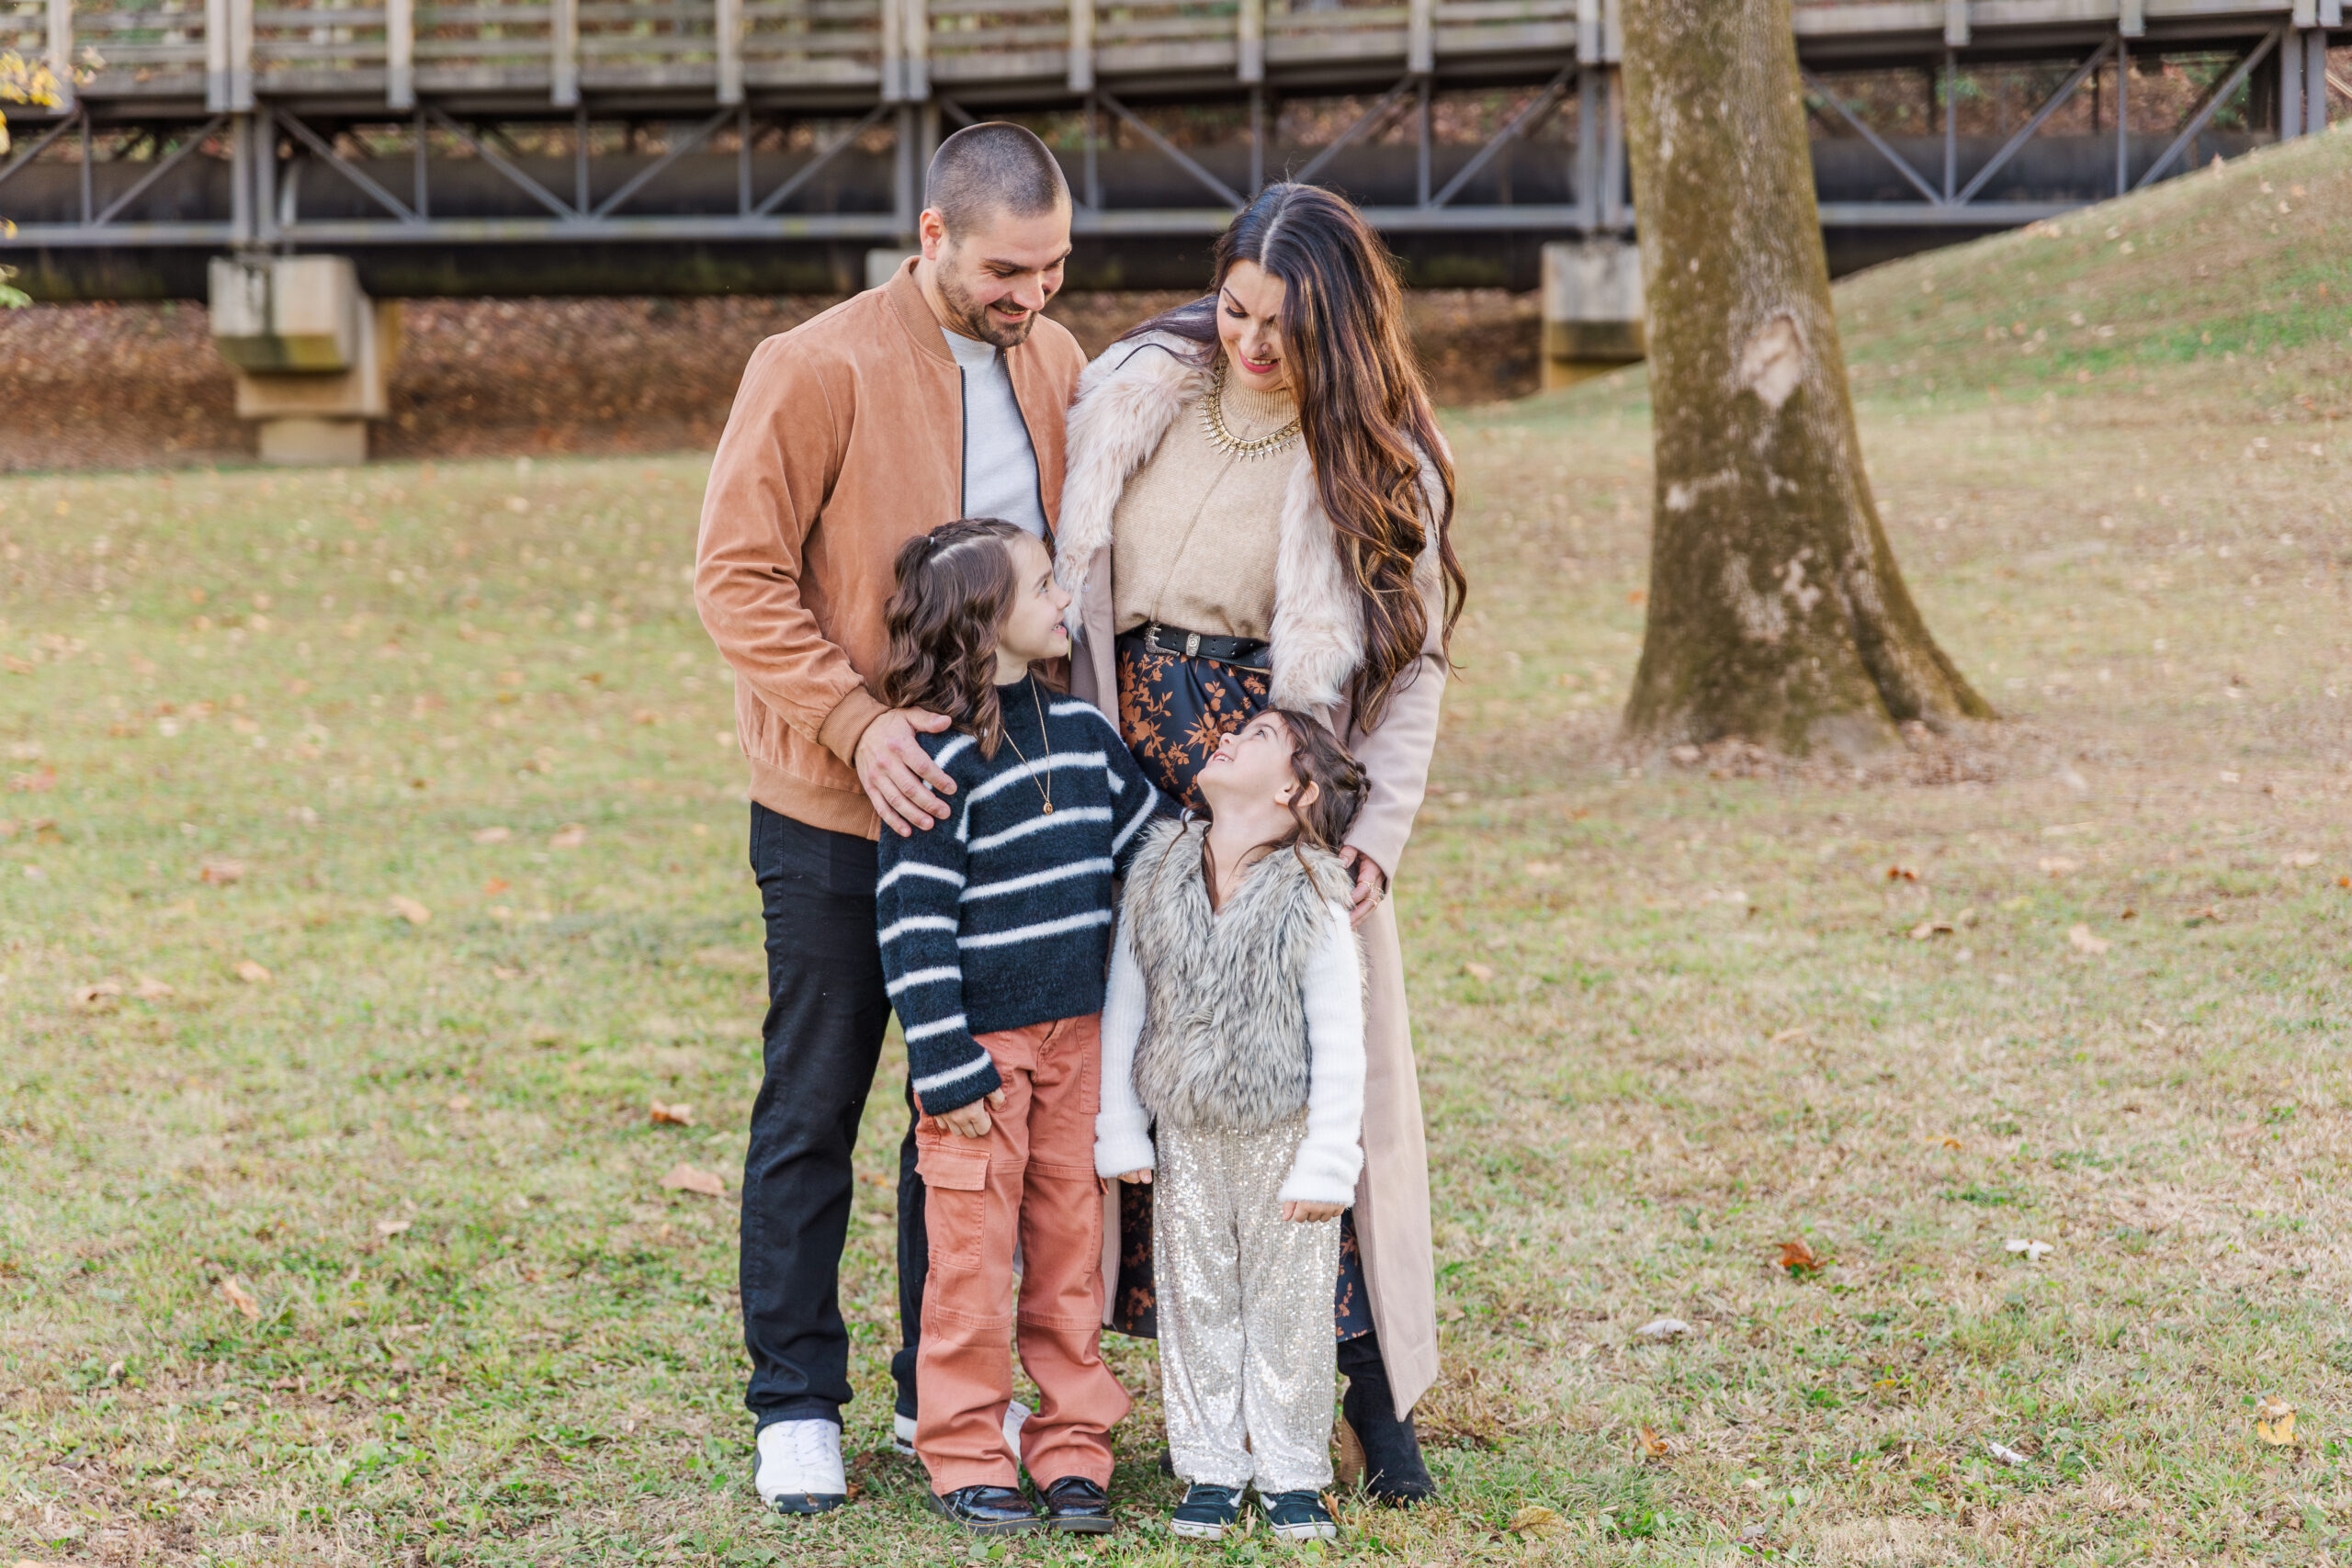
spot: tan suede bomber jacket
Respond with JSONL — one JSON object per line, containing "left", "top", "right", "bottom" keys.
{"left": 695, "top": 260, "right": 1086, "bottom": 837}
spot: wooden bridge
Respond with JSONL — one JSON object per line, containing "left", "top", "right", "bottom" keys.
{"left": 2, "top": 0, "right": 2344, "bottom": 294}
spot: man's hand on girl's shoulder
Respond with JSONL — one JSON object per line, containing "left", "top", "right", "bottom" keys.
{"left": 857, "top": 705, "right": 956, "bottom": 836}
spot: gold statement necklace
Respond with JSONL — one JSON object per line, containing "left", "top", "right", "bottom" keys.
{"left": 1200, "top": 361, "right": 1302, "bottom": 460}
{"left": 995, "top": 678, "right": 1056, "bottom": 814}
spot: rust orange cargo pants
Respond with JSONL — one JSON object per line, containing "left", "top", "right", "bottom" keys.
{"left": 913, "top": 1013, "right": 1129, "bottom": 1495}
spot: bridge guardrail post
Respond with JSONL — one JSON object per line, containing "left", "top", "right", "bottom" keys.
{"left": 387, "top": 0, "right": 413, "bottom": 108}
{"left": 1943, "top": 0, "right": 1968, "bottom": 49}
{"left": 1068, "top": 0, "right": 1093, "bottom": 93}
{"left": 227, "top": 0, "right": 254, "bottom": 109}
{"left": 207, "top": 0, "right": 229, "bottom": 109}
{"left": 1408, "top": 0, "right": 1432, "bottom": 75}
{"left": 718, "top": 0, "right": 744, "bottom": 104}
{"left": 552, "top": 0, "right": 581, "bottom": 107}
{"left": 46, "top": 0, "right": 72, "bottom": 114}
{"left": 2279, "top": 22, "right": 2301, "bottom": 135}
{"left": 903, "top": 0, "right": 928, "bottom": 100}
{"left": 1238, "top": 0, "right": 1261, "bottom": 85}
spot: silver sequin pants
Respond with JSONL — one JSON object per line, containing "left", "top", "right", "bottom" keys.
{"left": 1154, "top": 1115, "right": 1339, "bottom": 1495}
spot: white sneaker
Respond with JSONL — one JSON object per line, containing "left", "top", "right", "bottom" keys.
{"left": 891, "top": 1400, "right": 1032, "bottom": 1461}
{"left": 754, "top": 1418, "right": 848, "bottom": 1515}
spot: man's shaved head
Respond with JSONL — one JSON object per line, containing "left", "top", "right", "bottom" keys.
{"left": 924, "top": 121, "right": 1071, "bottom": 240}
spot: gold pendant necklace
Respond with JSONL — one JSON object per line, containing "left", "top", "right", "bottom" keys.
{"left": 996, "top": 679, "right": 1056, "bottom": 814}
{"left": 1200, "top": 362, "right": 1302, "bottom": 460}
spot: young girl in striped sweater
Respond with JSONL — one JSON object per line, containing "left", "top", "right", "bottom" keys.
{"left": 874, "top": 517, "right": 1163, "bottom": 1538}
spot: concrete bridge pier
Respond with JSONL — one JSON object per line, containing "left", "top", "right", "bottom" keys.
{"left": 208, "top": 255, "right": 402, "bottom": 464}
{"left": 1541, "top": 237, "right": 1645, "bottom": 388}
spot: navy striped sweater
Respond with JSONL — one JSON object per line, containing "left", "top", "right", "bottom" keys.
{"left": 876, "top": 676, "right": 1164, "bottom": 1114}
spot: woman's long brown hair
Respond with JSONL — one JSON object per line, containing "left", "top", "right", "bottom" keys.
{"left": 877, "top": 518, "right": 1025, "bottom": 759}
{"left": 1123, "top": 183, "right": 1466, "bottom": 729}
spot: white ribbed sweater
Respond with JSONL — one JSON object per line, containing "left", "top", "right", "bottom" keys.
{"left": 1093, "top": 891, "right": 1366, "bottom": 1207}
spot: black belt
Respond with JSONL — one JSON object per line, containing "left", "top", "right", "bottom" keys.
{"left": 1124, "top": 620, "right": 1271, "bottom": 673}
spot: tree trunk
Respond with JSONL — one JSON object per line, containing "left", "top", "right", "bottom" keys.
{"left": 1618, "top": 0, "right": 1992, "bottom": 754}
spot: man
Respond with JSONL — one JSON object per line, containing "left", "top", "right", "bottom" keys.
{"left": 695, "top": 122, "right": 1085, "bottom": 1517}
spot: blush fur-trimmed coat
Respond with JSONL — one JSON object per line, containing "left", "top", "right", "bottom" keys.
{"left": 1057, "top": 331, "right": 1449, "bottom": 1420}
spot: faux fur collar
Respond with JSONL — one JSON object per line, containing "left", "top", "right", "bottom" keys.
{"left": 1055, "top": 333, "right": 1364, "bottom": 723}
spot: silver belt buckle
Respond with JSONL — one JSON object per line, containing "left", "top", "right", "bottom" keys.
{"left": 1185, "top": 632, "right": 1201, "bottom": 658}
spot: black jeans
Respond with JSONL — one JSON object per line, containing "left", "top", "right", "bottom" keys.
{"left": 741, "top": 803, "right": 929, "bottom": 1427}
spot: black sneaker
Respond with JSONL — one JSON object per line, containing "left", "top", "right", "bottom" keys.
{"left": 1170, "top": 1483, "right": 1245, "bottom": 1540}
{"left": 1261, "top": 1489, "right": 1340, "bottom": 1542}
{"left": 1038, "top": 1475, "right": 1115, "bottom": 1535}
{"left": 930, "top": 1484, "right": 1042, "bottom": 1535}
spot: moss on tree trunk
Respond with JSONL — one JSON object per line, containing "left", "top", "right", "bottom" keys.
{"left": 1618, "top": 0, "right": 1992, "bottom": 754}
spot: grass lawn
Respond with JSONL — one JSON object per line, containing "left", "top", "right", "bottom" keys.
{"left": 5, "top": 134, "right": 2352, "bottom": 1566}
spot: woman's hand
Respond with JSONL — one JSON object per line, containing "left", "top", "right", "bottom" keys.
{"left": 1337, "top": 846, "right": 1388, "bottom": 928}
{"left": 933, "top": 1088, "right": 1007, "bottom": 1139}
{"left": 1115, "top": 1169, "right": 1153, "bottom": 1185}
{"left": 1281, "top": 1199, "right": 1344, "bottom": 1223}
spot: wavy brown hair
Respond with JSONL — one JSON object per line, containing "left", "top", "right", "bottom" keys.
{"left": 878, "top": 518, "right": 1025, "bottom": 759}
{"left": 1179, "top": 708, "right": 1372, "bottom": 908}
{"left": 1122, "top": 183, "right": 1466, "bottom": 729}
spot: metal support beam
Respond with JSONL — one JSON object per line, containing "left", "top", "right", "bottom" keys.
{"left": 1600, "top": 62, "right": 1624, "bottom": 229}
{"left": 2280, "top": 25, "right": 2302, "bottom": 136}
{"left": 254, "top": 104, "right": 277, "bottom": 243}
{"left": 92, "top": 115, "right": 230, "bottom": 227}
{"left": 1415, "top": 76, "right": 1431, "bottom": 207}
{"left": 752, "top": 103, "right": 891, "bottom": 217}
{"left": 1955, "top": 38, "right": 2113, "bottom": 205}
{"left": 0, "top": 112, "right": 77, "bottom": 194}
{"left": 1248, "top": 85, "right": 1263, "bottom": 195}
{"left": 1804, "top": 63, "right": 1943, "bottom": 205}
{"left": 2137, "top": 31, "right": 2278, "bottom": 187}
{"left": 1082, "top": 92, "right": 1101, "bottom": 210}
{"left": 426, "top": 107, "right": 579, "bottom": 218}
{"left": 1098, "top": 88, "right": 1242, "bottom": 209}
{"left": 2309, "top": 29, "right": 2332, "bottom": 132}
{"left": 417, "top": 107, "right": 431, "bottom": 219}
{"left": 893, "top": 101, "right": 919, "bottom": 240}
{"left": 1941, "top": 49, "right": 1956, "bottom": 200}
{"left": 227, "top": 0, "right": 254, "bottom": 110}
{"left": 1238, "top": 0, "right": 1263, "bottom": 86}
{"left": 78, "top": 109, "right": 93, "bottom": 228}
{"left": 1293, "top": 75, "right": 1414, "bottom": 186}
{"left": 1408, "top": 0, "right": 1433, "bottom": 76}
{"left": 592, "top": 107, "right": 730, "bottom": 218}
{"left": 278, "top": 110, "right": 419, "bottom": 223}
{"left": 1429, "top": 64, "right": 1570, "bottom": 209}
{"left": 206, "top": 0, "right": 231, "bottom": 110}
{"left": 1576, "top": 63, "right": 1599, "bottom": 231}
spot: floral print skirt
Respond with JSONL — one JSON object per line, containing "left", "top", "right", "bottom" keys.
{"left": 1110, "top": 630, "right": 1374, "bottom": 1343}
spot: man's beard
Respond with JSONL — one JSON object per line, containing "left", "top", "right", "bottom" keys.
{"left": 936, "top": 262, "right": 1035, "bottom": 350}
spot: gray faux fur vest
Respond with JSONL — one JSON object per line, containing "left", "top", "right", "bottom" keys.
{"left": 1123, "top": 817, "right": 1356, "bottom": 1133}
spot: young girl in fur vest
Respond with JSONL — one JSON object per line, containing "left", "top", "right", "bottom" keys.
{"left": 1094, "top": 709, "right": 1372, "bottom": 1543}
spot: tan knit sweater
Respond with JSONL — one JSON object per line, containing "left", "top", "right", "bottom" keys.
{"left": 1110, "top": 375, "right": 1299, "bottom": 641}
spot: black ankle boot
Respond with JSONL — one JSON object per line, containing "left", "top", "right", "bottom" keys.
{"left": 1339, "top": 1333, "right": 1434, "bottom": 1506}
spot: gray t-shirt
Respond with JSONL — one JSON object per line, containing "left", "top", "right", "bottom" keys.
{"left": 942, "top": 327, "right": 1047, "bottom": 537}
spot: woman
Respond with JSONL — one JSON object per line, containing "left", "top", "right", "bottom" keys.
{"left": 1055, "top": 182, "right": 1465, "bottom": 1504}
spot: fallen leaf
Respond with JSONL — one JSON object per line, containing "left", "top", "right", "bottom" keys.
{"left": 471, "top": 826, "right": 513, "bottom": 844}
{"left": 2038, "top": 856, "right": 2080, "bottom": 876}
{"left": 234, "top": 959, "right": 273, "bottom": 984}
{"left": 548, "top": 824, "right": 588, "bottom": 850}
{"left": 484, "top": 878, "right": 510, "bottom": 895}
{"left": 71, "top": 979, "right": 123, "bottom": 1007}
{"left": 632, "top": 708, "right": 662, "bottom": 726}
{"left": 2256, "top": 1395, "right": 2297, "bottom": 1446}
{"left": 1935, "top": 1134, "right": 1962, "bottom": 1150}
{"left": 1984, "top": 1438, "right": 2030, "bottom": 1466}
{"left": 1508, "top": 1504, "right": 1566, "bottom": 1538}
{"left": 9, "top": 765, "right": 57, "bottom": 793}
{"left": 650, "top": 1100, "right": 696, "bottom": 1127}
{"left": 1462, "top": 962, "right": 1496, "bottom": 982}
{"left": 2184, "top": 906, "right": 2224, "bottom": 927}
{"left": 659, "top": 1163, "right": 725, "bottom": 1199}
{"left": 1885, "top": 864, "right": 1918, "bottom": 882}
{"left": 2003, "top": 1238, "right": 2054, "bottom": 1263}
{"left": 374, "top": 1218, "right": 413, "bottom": 1238}
{"left": 219, "top": 1276, "right": 261, "bottom": 1320}
{"left": 1768, "top": 1026, "right": 1809, "bottom": 1044}
{"left": 1636, "top": 1317, "right": 1690, "bottom": 1340}
{"left": 1779, "top": 1238, "right": 1822, "bottom": 1274}
{"left": 1636, "top": 1424, "right": 1671, "bottom": 1459}
{"left": 446, "top": 1093, "right": 473, "bottom": 1112}
{"left": 199, "top": 857, "right": 248, "bottom": 886}
{"left": 133, "top": 976, "right": 175, "bottom": 1000}
{"left": 1907, "top": 919, "right": 1954, "bottom": 941}
{"left": 390, "top": 895, "right": 432, "bottom": 926}
{"left": 2067, "top": 924, "right": 2110, "bottom": 954}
